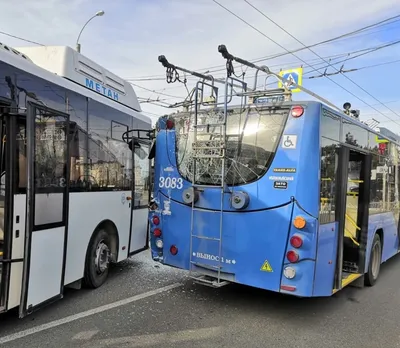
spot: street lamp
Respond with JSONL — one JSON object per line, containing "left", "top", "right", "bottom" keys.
{"left": 76, "top": 10, "right": 105, "bottom": 53}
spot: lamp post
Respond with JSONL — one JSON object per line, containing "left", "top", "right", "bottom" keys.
{"left": 76, "top": 10, "right": 105, "bottom": 53}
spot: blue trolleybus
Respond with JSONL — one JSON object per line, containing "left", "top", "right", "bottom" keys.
{"left": 148, "top": 45, "right": 400, "bottom": 297}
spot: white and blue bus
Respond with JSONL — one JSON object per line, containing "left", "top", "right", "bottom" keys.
{"left": 0, "top": 42, "right": 152, "bottom": 317}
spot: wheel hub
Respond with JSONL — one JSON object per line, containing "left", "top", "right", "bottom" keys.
{"left": 95, "top": 240, "right": 110, "bottom": 274}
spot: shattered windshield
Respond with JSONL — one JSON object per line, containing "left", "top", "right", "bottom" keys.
{"left": 172, "top": 105, "right": 290, "bottom": 186}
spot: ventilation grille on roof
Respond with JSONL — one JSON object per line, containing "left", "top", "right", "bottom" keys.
{"left": 0, "top": 41, "right": 33, "bottom": 62}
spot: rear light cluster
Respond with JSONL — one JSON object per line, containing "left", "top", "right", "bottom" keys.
{"left": 283, "top": 216, "right": 307, "bottom": 281}
{"left": 290, "top": 235, "right": 303, "bottom": 248}
{"left": 291, "top": 105, "right": 304, "bottom": 118}
{"left": 151, "top": 215, "right": 164, "bottom": 249}
{"left": 153, "top": 228, "right": 162, "bottom": 238}
{"left": 286, "top": 250, "right": 299, "bottom": 263}
{"left": 170, "top": 245, "right": 178, "bottom": 255}
{"left": 166, "top": 119, "right": 174, "bottom": 130}
{"left": 152, "top": 216, "right": 160, "bottom": 225}
{"left": 285, "top": 216, "right": 306, "bottom": 264}
{"left": 150, "top": 214, "right": 178, "bottom": 256}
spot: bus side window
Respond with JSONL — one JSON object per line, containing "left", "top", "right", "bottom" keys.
{"left": 18, "top": 153, "right": 27, "bottom": 189}
{"left": 17, "top": 121, "right": 27, "bottom": 191}
{"left": 319, "top": 139, "right": 338, "bottom": 224}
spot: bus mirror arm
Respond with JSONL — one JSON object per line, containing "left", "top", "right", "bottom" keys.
{"left": 128, "top": 139, "right": 141, "bottom": 150}
{"left": 128, "top": 139, "right": 142, "bottom": 148}
{"left": 148, "top": 141, "right": 156, "bottom": 160}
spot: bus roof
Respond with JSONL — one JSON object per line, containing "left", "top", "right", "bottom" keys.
{"left": 0, "top": 41, "right": 150, "bottom": 124}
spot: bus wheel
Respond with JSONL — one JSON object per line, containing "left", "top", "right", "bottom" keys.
{"left": 365, "top": 233, "right": 382, "bottom": 287}
{"left": 84, "top": 229, "right": 111, "bottom": 289}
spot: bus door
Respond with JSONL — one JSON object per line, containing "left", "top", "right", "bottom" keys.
{"left": 334, "top": 146, "right": 371, "bottom": 291}
{"left": 19, "top": 103, "right": 70, "bottom": 317}
{"left": 128, "top": 136, "right": 151, "bottom": 254}
{"left": 0, "top": 108, "right": 24, "bottom": 313}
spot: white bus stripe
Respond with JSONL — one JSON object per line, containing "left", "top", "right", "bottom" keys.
{"left": 0, "top": 283, "right": 182, "bottom": 344}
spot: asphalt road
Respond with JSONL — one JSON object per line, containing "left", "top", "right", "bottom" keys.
{"left": 0, "top": 251, "right": 400, "bottom": 348}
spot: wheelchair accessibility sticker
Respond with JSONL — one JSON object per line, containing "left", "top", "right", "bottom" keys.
{"left": 282, "top": 135, "right": 297, "bottom": 149}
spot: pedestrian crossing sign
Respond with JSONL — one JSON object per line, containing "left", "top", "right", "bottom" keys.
{"left": 375, "top": 134, "right": 389, "bottom": 144}
{"left": 260, "top": 259, "right": 273, "bottom": 272}
{"left": 278, "top": 67, "right": 303, "bottom": 93}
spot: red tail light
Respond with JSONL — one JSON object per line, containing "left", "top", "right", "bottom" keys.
{"left": 152, "top": 216, "right": 160, "bottom": 225}
{"left": 281, "top": 285, "right": 296, "bottom": 291}
{"left": 287, "top": 250, "right": 299, "bottom": 263}
{"left": 166, "top": 119, "right": 174, "bottom": 129}
{"left": 153, "top": 228, "right": 162, "bottom": 237}
{"left": 170, "top": 245, "right": 178, "bottom": 255}
{"left": 291, "top": 106, "right": 304, "bottom": 118}
{"left": 290, "top": 236, "right": 303, "bottom": 248}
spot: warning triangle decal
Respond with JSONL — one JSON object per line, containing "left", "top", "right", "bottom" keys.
{"left": 260, "top": 260, "right": 273, "bottom": 272}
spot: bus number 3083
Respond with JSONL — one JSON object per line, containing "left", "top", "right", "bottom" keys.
{"left": 159, "top": 176, "right": 183, "bottom": 189}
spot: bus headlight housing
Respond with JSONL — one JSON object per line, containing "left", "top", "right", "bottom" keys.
{"left": 283, "top": 266, "right": 296, "bottom": 279}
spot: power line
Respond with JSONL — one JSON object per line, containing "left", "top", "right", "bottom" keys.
{"left": 306, "top": 40, "right": 400, "bottom": 78}
{"left": 131, "top": 41, "right": 400, "bottom": 110}
{"left": 128, "top": 40, "right": 399, "bottom": 90}
{"left": 0, "top": 30, "right": 44, "bottom": 46}
{"left": 242, "top": 0, "right": 400, "bottom": 126}
{"left": 211, "top": 0, "right": 400, "bottom": 128}
{"left": 126, "top": 12, "right": 400, "bottom": 81}
{"left": 309, "top": 58, "right": 400, "bottom": 78}
{"left": 129, "top": 82, "right": 183, "bottom": 99}
{"left": 140, "top": 53, "right": 400, "bottom": 111}
{"left": 255, "top": 47, "right": 400, "bottom": 88}
{"left": 132, "top": 43, "right": 400, "bottom": 105}
{"left": 351, "top": 58, "right": 400, "bottom": 72}
{"left": 128, "top": 30, "right": 400, "bottom": 104}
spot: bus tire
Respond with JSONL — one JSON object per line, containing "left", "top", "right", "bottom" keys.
{"left": 365, "top": 233, "right": 382, "bottom": 287}
{"left": 83, "top": 229, "right": 111, "bottom": 289}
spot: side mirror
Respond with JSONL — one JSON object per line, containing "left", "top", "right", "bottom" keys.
{"left": 129, "top": 140, "right": 147, "bottom": 160}
{"left": 135, "top": 147, "right": 147, "bottom": 160}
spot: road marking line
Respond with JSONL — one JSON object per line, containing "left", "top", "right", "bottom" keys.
{"left": 83, "top": 327, "right": 222, "bottom": 347}
{"left": 0, "top": 282, "right": 182, "bottom": 345}
{"left": 72, "top": 330, "right": 100, "bottom": 340}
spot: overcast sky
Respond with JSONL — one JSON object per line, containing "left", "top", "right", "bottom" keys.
{"left": 1, "top": 0, "right": 400, "bottom": 131}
